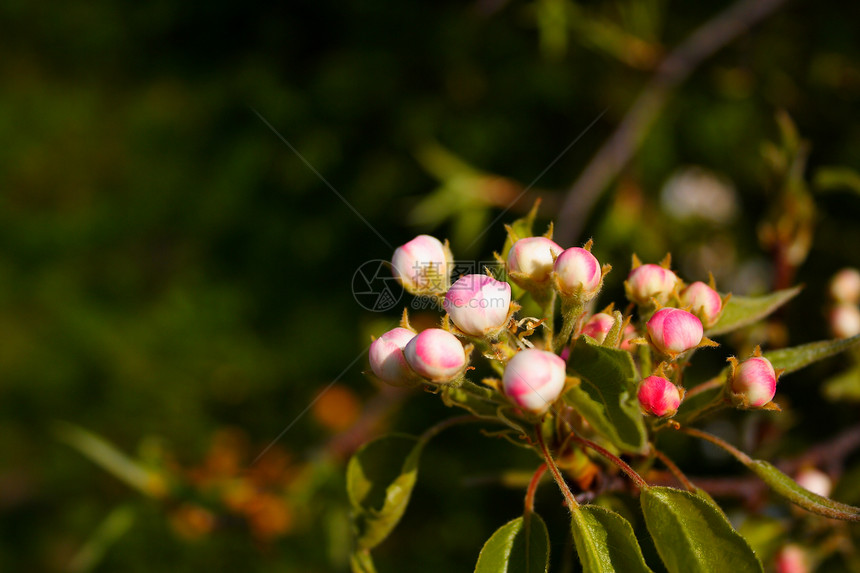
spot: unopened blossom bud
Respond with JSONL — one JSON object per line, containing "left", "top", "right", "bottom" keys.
{"left": 403, "top": 328, "right": 467, "bottom": 383}
{"left": 775, "top": 544, "right": 810, "bottom": 573}
{"left": 830, "top": 304, "right": 860, "bottom": 339}
{"left": 646, "top": 308, "right": 703, "bottom": 356}
{"left": 619, "top": 323, "right": 638, "bottom": 352}
{"left": 830, "top": 268, "right": 860, "bottom": 304}
{"left": 625, "top": 263, "right": 678, "bottom": 306}
{"left": 369, "top": 327, "right": 417, "bottom": 386}
{"left": 507, "top": 237, "right": 563, "bottom": 284}
{"left": 795, "top": 467, "right": 832, "bottom": 498}
{"left": 444, "top": 274, "right": 512, "bottom": 337}
{"left": 391, "top": 235, "right": 452, "bottom": 295}
{"left": 502, "top": 349, "right": 566, "bottom": 415}
{"left": 581, "top": 313, "right": 615, "bottom": 344}
{"left": 553, "top": 247, "right": 603, "bottom": 300}
{"left": 637, "top": 376, "right": 682, "bottom": 417}
{"left": 730, "top": 356, "right": 777, "bottom": 408}
{"left": 680, "top": 281, "right": 723, "bottom": 328}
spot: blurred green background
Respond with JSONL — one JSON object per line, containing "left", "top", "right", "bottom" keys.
{"left": 3, "top": 0, "right": 860, "bottom": 571}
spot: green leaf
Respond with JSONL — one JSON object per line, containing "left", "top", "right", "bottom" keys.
{"left": 823, "top": 363, "right": 860, "bottom": 402}
{"left": 814, "top": 166, "right": 860, "bottom": 195}
{"left": 564, "top": 338, "right": 647, "bottom": 454}
{"left": 347, "top": 434, "right": 424, "bottom": 550}
{"left": 707, "top": 287, "right": 801, "bottom": 337}
{"left": 350, "top": 550, "right": 378, "bottom": 573}
{"left": 474, "top": 513, "right": 550, "bottom": 573}
{"left": 745, "top": 460, "right": 860, "bottom": 522}
{"left": 674, "top": 383, "right": 724, "bottom": 424}
{"left": 763, "top": 334, "right": 860, "bottom": 375}
{"left": 501, "top": 201, "right": 541, "bottom": 259}
{"left": 54, "top": 422, "right": 167, "bottom": 498}
{"left": 569, "top": 505, "right": 652, "bottom": 573}
{"left": 69, "top": 505, "right": 136, "bottom": 573}
{"left": 641, "top": 487, "right": 763, "bottom": 573}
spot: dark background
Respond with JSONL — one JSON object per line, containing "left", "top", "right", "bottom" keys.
{"left": 3, "top": 0, "right": 860, "bottom": 571}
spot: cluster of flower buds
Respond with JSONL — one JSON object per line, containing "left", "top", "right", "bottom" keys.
{"left": 827, "top": 268, "right": 860, "bottom": 339}
{"left": 369, "top": 231, "right": 783, "bottom": 421}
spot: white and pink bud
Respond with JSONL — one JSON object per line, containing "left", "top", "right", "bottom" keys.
{"left": 403, "top": 328, "right": 467, "bottom": 384}
{"left": 774, "top": 545, "right": 810, "bottom": 573}
{"left": 829, "top": 304, "right": 860, "bottom": 339}
{"left": 391, "top": 235, "right": 452, "bottom": 295}
{"left": 730, "top": 356, "right": 778, "bottom": 408}
{"left": 829, "top": 268, "right": 860, "bottom": 304}
{"left": 625, "top": 263, "right": 679, "bottom": 306}
{"left": 795, "top": 467, "right": 832, "bottom": 498}
{"left": 444, "top": 274, "right": 512, "bottom": 337}
{"left": 502, "top": 349, "right": 567, "bottom": 415}
{"left": 680, "top": 281, "right": 723, "bottom": 328}
{"left": 581, "top": 313, "right": 615, "bottom": 344}
{"left": 637, "top": 376, "right": 682, "bottom": 417}
{"left": 553, "top": 247, "right": 603, "bottom": 300}
{"left": 507, "top": 237, "right": 563, "bottom": 284}
{"left": 646, "top": 308, "right": 703, "bottom": 356}
{"left": 619, "top": 323, "right": 638, "bottom": 352}
{"left": 369, "top": 327, "right": 417, "bottom": 386}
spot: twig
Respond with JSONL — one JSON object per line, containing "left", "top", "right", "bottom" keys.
{"left": 653, "top": 448, "right": 696, "bottom": 492}
{"left": 525, "top": 463, "right": 548, "bottom": 514}
{"left": 555, "top": 0, "right": 790, "bottom": 245}
{"left": 568, "top": 433, "right": 649, "bottom": 490}
{"left": 536, "top": 427, "right": 579, "bottom": 509}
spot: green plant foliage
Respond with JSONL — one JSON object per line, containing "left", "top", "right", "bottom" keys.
{"left": 745, "top": 461, "right": 860, "bottom": 521}
{"left": 640, "top": 487, "right": 763, "bottom": 573}
{"left": 474, "top": 514, "right": 550, "bottom": 573}
{"left": 764, "top": 334, "right": 860, "bottom": 374}
{"left": 346, "top": 434, "right": 424, "bottom": 550}
{"left": 706, "top": 287, "right": 802, "bottom": 336}
{"left": 569, "top": 505, "right": 652, "bottom": 573}
{"left": 564, "top": 338, "right": 647, "bottom": 453}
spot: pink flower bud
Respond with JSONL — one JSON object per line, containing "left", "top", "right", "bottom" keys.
{"left": 502, "top": 349, "right": 566, "bottom": 415}
{"left": 625, "top": 264, "right": 679, "bottom": 305}
{"left": 775, "top": 545, "right": 809, "bottom": 573}
{"left": 581, "top": 313, "right": 615, "bottom": 344}
{"left": 795, "top": 467, "right": 832, "bottom": 498}
{"left": 637, "top": 376, "right": 682, "bottom": 417}
{"left": 829, "top": 304, "right": 860, "bottom": 339}
{"left": 507, "top": 237, "right": 563, "bottom": 283}
{"left": 403, "top": 328, "right": 467, "bottom": 383}
{"left": 553, "top": 247, "right": 602, "bottom": 300}
{"left": 391, "top": 235, "right": 452, "bottom": 294}
{"left": 646, "top": 308, "right": 703, "bottom": 356}
{"left": 369, "top": 327, "right": 417, "bottom": 386}
{"left": 680, "top": 281, "right": 723, "bottom": 328}
{"left": 830, "top": 268, "right": 860, "bottom": 304}
{"left": 731, "top": 356, "right": 777, "bottom": 408}
{"left": 444, "top": 274, "right": 512, "bottom": 337}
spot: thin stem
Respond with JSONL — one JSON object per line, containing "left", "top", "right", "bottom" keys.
{"left": 569, "top": 433, "right": 649, "bottom": 490}
{"left": 653, "top": 448, "right": 696, "bottom": 492}
{"left": 684, "top": 377, "right": 724, "bottom": 399}
{"left": 535, "top": 426, "right": 579, "bottom": 509}
{"left": 675, "top": 425, "right": 753, "bottom": 464}
{"left": 525, "top": 463, "right": 548, "bottom": 514}
{"left": 419, "top": 415, "right": 480, "bottom": 444}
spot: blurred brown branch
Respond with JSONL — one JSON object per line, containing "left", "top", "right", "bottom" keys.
{"left": 555, "top": 0, "right": 790, "bottom": 245}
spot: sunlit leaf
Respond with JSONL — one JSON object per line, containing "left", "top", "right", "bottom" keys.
{"left": 707, "top": 287, "right": 802, "bottom": 337}
{"left": 641, "top": 487, "right": 763, "bottom": 573}
{"left": 564, "top": 338, "right": 647, "bottom": 454}
{"left": 569, "top": 505, "right": 652, "bottom": 573}
{"left": 347, "top": 434, "right": 424, "bottom": 550}
{"left": 69, "top": 505, "right": 136, "bottom": 573}
{"left": 814, "top": 166, "right": 860, "bottom": 195}
{"left": 474, "top": 513, "right": 550, "bottom": 573}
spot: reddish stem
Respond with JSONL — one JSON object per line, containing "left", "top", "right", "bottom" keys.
{"left": 568, "top": 433, "right": 649, "bottom": 490}
{"left": 535, "top": 427, "right": 579, "bottom": 509}
{"left": 653, "top": 448, "right": 696, "bottom": 492}
{"left": 525, "top": 463, "right": 548, "bottom": 514}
